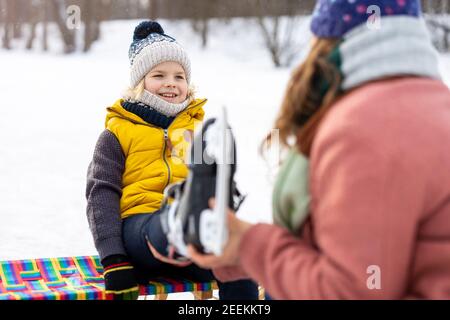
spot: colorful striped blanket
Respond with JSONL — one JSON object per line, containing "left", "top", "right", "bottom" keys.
{"left": 0, "top": 255, "right": 217, "bottom": 300}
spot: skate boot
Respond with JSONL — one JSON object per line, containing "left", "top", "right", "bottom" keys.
{"left": 160, "top": 107, "right": 243, "bottom": 258}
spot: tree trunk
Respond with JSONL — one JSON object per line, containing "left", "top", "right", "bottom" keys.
{"left": 42, "top": 0, "right": 48, "bottom": 51}
{"left": 102, "top": 0, "right": 112, "bottom": 21}
{"left": 92, "top": 0, "right": 101, "bottom": 43}
{"left": 26, "top": 22, "right": 36, "bottom": 49}
{"left": 444, "top": 30, "right": 449, "bottom": 51}
{"left": 26, "top": 0, "right": 38, "bottom": 50}
{"left": 257, "top": 15, "right": 282, "bottom": 67}
{"left": 12, "top": 0, "right": 21, "bottom": 39}
{"left": 2, "top": 24, "right": 11, "bottom": 49}
{"left": 200, "top": 18, "right": 208, "bottom": 48}
{"left": 82, "top": 0, "right": 92, "bottom": 52}
{"left": 2, "top": 0, "right": 14, "bottom": 49}
{"left": 49, "top": 0, "right": 76, "bottom": 54}
{"left": 82, "top": 0, "right": 101, "bottom": 53}
{"left": 148, "top": 0, "right": 158, "bottom": 19}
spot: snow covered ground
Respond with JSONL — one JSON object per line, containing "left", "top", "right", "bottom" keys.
{"left": 0, "top": 17, "right": 449, "bottom": 299}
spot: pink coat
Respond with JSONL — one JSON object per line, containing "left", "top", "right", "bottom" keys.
{"left": 214, "top": 77, "right": 450, "bottom": 299}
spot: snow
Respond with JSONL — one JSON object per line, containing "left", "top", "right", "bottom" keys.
{"left": 440, "top": 53, "right": 450, "bottom": 85}
{"left": 0, "top": 17, "right": 449, "bottom": 299}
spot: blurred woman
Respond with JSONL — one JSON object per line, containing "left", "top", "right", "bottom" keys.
{"left": 188, "top": 0, "right": 450, "bottom": 299}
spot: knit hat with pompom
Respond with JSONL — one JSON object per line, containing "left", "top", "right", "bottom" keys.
{"left": 128, "top": 21, "right": 191, "bottom": 88}
{"left": 310, "top": 0, "right": 421, "bottom": 38}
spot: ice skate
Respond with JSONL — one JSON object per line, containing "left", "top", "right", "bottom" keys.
{"left": 159, "top": 107, "right": 243, "bottom": 259}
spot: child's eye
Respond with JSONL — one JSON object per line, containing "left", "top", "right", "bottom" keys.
{"left": 176, "top": 75, "right": 185, "bottom": 80}
{"left": 153, "top": 74, "right": 163, "bottom": 78}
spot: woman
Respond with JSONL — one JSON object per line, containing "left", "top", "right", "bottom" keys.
{"left": 188, "top": 0, "right": 450, "bottom": 299}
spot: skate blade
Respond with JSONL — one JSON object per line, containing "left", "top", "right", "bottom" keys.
{"left": 199, "top": 107, "right": 232, "bottom": 256}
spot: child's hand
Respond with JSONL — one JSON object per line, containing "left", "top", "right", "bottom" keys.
{"left": 102, "top": 255, "right": 140, "bottom": 300}
{"left": 146, "top": 239, "right": 193, "bottom": 267}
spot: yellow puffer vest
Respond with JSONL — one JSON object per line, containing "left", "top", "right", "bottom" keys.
{"left": 105, "top": 98, "right": 206, "bottom": 219}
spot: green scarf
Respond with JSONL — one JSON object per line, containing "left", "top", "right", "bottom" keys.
{"left": 272, "top": 148, "right": 310, "bottom": 234}
{"left": 271, "top": 47, "right": 341, "bottom": 234}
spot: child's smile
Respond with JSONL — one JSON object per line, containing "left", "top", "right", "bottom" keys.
{"left": 145, "top": 61, "right": 189, "bottom": 104}
{"left": 158, "top": 92, "right": 179, "bottom": 102}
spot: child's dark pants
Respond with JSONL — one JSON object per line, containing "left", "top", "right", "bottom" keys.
{"left": 122, "top": 211, "right": 259, "bottom": 300}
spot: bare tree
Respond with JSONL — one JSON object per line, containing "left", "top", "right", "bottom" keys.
{"left": 2, "top": 0, "right": 15, "bottom": 49}
{"left": 0, "top": 0, "right": 319, "bottom": 54}
{"left": 0, "top": 0, "right": 5, "bottom": 48}
{"left": 49, "top": 0, "right": 77, "bottom": 54}
{"left": 101, "top": 0, "right": 113, "bottom": 21}
{"left": 191, "top": 18, "right": 209, "bottom": 48}
{"left": 41, "top": 0, "right": 49, "bottom": 51}
{"left": 189, "top": 0, "right": 222, "bottom": 49}
{"left": 82, "top": 0, "right": 101, "bottom": 52}
{"left": 425, "top": 0, "right": 450, "bottom": 52}
{"left": 254, "top": 0, "right": 308, "bottom": 67}
{"left": 147, "top": 0, "right": 158, "bottom": 19}
{"left": 26, "top": 0, "right": 38, "bottom": 50}
{"left": 257, "top": 16, "right": 300, "bottom": 67}
{"left": 12, "top": 0, "right": 24, "bottom": 39}
{"left": 427, "top": 19, "right": 450, "bottom": 52}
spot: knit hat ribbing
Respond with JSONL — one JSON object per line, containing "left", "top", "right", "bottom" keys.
{"left": 310, "top": 0, "right": 422, "bottom": 38}
{"left": 128, "top": 21, "right": 191, "bottom": 88}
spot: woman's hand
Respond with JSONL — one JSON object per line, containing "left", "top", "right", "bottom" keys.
{"left": 187, "top": 201, "right": 253, "bottom": 269}
{"left": 146, "top": 239, "right": 193, "bottom": 267}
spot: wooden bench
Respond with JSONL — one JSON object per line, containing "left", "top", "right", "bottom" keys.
{"left": 0, "top": 255, "right": 219, "bottom": 300}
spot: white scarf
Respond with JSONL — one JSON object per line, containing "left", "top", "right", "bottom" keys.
{"left": 137, "top": 89, "right": 190, "bottom": 117}
{"left": 340, "top": 16, "right": 441, "bottom": 90}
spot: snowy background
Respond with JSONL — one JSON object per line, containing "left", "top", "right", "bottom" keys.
{"left": 0, "top": 18, "right": 449, "bottom": 298}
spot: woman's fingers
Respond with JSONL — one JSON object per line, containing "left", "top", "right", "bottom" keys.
{"left": 186, "top": 199, "right": 245, "bottom": 269}
{"left": 186, "top": 207, "right": 245, "bottom": 270}
{"left": 187, "top": 245, "right": 223, "bottom": 269}
{"left": 146, "top": 239, "right": 192, "bottom": 267}
{"left": 208, "top": 198, "right": 216, "bottom": 209}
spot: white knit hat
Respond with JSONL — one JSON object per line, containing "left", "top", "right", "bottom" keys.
{"left": 128, "top": 21, "right": 191, "bottom": 88}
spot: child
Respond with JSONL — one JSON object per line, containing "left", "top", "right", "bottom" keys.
{"left": 86, "top": 21, "right": 258, "bottom": 300}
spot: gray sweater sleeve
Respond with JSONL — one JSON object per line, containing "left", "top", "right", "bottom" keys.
{"left": 86, "top": 129, "right": 127, "bottom": 261}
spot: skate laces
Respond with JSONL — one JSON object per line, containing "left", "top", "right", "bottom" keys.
{"left": 231, "top": 182, "right": 246, "bottom": 212}
{"left": 204, "top": 120, "right": 234, "bottom": 166}
{"left": 159, "top": 108, "right": 246, "bottom": 257}
{"left": 160, "top": 181, "right": 185, "bottom": 209}
{"left": 158, "top": 181, "right": 193, "bottom": 262}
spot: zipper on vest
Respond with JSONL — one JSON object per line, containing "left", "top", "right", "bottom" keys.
{"left": 162, "top": 129, "right": 171, "bottom": 189}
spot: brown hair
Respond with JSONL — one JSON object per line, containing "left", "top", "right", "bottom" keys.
{"left": 262, "top": 38, "right": 342, "bottom": 157}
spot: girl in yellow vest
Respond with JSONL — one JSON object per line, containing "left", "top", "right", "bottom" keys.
{"left": 86, "top": 21, "right": 258, "bottom": 300}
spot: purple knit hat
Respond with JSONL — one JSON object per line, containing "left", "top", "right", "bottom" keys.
{"left": 311, "top": 0, "right": 422, "bottom": 38}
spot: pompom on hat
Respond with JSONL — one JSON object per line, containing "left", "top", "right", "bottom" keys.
{"left": 310, "top": 0, "right": 422, "bottom": 38}
{"left": 128, "top": 21, "right": 191, "bottom": 88}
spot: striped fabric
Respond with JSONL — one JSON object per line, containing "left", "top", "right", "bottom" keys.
{"left": 0, "top": 256, "right": 217, "bottom": 300}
